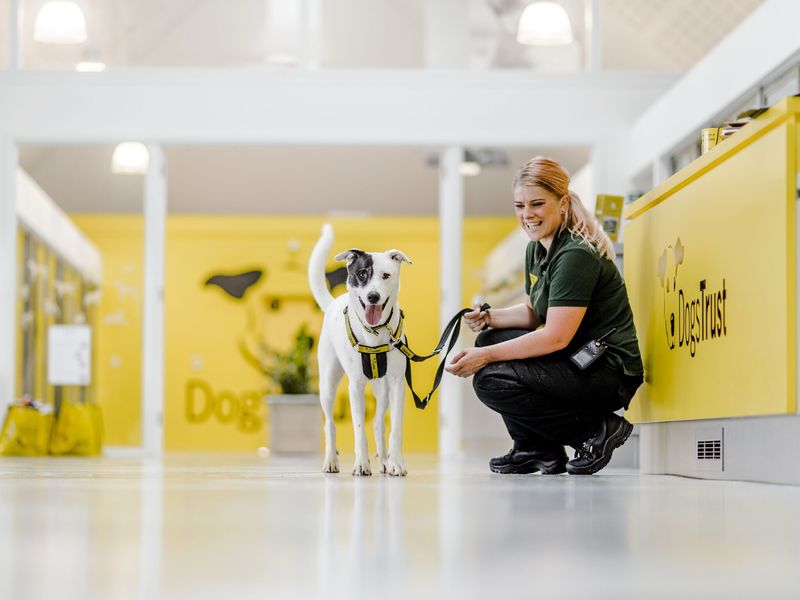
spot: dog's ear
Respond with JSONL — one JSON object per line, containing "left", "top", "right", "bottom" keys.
{"left": 334, "top": 249, "right": 364, "bottom": 264}
{"left": 386, "top": 250, "right": 412, "bottom": 266}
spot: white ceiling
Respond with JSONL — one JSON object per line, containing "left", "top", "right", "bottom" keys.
{"left": 601, "top": 0, "right": 765, "bottom": 71}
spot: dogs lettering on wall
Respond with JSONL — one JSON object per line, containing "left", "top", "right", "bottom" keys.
{"left": 185, "top": 378, "right": 263, "bottom": 433}
{"left": 657, "top": 239, "right": 728, "bottom": 357}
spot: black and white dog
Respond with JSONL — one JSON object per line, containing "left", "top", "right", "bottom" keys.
{"left": 308, "top": 224, "right": 412, "bottom": 476}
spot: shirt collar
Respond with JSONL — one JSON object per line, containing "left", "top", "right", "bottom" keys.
{"left": 534, "top": 228, "right": 569, "bottom": 267}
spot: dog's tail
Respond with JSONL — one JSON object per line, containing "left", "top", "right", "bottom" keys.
{"left": 308, "top": 223, "right": 336, "bottom": 311}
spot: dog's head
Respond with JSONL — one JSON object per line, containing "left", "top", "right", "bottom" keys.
{"left": 334, "top": 248, "right": 412, "bottom": 326}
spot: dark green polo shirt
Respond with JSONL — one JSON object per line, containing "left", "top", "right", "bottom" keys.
{"left": 525, "top": 229, "right": 643, "bottom": 376}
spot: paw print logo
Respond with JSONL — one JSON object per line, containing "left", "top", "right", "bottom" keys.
{"left": 656, "top": 238, "right": 684, "bottom": 349}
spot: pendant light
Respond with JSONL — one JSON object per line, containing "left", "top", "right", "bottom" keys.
{"left": 517, "top": 1, "right": 573, "bottom": 46}
{"left": 111, "top": 142, "right": 149, "bottom": 175}
{"left": 33, "top": 1, "right": 88, "bottom": 44}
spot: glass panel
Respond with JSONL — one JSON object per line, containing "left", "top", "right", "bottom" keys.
{"left": 16, "top": 0, "right": 768, "bottom": 72}
{"left": 669, "top": 142, "right": 699, "bottom": 176}
{"left": 19, "top": 0, "right": 424, "bottom": 70}
{"left": 21, "top": 0, "right": 267, "bottom": 69}
{"left": 17, "top": 0, "right": 592, "bottom": 71}
{"left": 630, "top": 168, "right": 653, "bottom": 199}
{"left": 318, "top": 0, "right": 423, "bottom": 69}
{"left": 763, "top": 67, "right": 800, "bottom": 107}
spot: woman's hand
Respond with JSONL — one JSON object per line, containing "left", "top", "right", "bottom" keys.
{"left": 445, "top": 347, "right": 490, "bottom": 378}
{"left": 463, "top": 303, "right": 490, "bottom": 333}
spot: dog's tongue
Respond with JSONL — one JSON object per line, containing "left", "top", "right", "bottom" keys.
{"left": 365, "top": 304, "right": 382, "bottom": 326}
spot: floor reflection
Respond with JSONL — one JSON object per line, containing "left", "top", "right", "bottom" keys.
{"left": 317, "top": 474, "right": 409, "bottom": 599}
{"left": 1, "top": 454, "right": 799, "bottom": 599}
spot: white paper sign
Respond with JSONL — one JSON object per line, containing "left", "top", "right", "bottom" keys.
{"left": 48, "top": 325, "right": 92, "bottom": 386}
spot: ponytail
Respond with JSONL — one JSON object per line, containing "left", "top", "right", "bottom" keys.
{"left": 561, "top": 189, "right": 615, "bottom": 260}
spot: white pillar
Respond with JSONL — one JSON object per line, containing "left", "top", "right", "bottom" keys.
{"left": 9, "top": 0, "right": 20, "bottom": 69}
{"left": 0, "top": 139, "right": 17, "bottom": 414}
{"left": 584, "top": 0, "right": 601, "bottom": 73}
{"left": 438, "top": 146, "right": 464, "bottom": 457}
{"left": 424, "top": 0, "right": 469, "bottom": 69}
{"left": 142, "top": 143, "right": 166, "bottom": 456}
{"left": 297, "top": 0, "right": 318, "bottom": 71}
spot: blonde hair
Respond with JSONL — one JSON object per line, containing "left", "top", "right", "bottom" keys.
{"left": 513, "top": 155, "right": 615, "bottom": 260}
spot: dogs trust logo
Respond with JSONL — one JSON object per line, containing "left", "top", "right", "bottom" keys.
{"left": 657, "top": 238, "right": 728, "bottom": 357}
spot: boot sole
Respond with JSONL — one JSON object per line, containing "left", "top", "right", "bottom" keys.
{"left": 566, "top": 419, "right": 633, "bottom": 475}
{"left": 490, "top": 457, "right": 567, "bottom": 475}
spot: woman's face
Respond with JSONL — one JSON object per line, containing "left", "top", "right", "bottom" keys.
{"left": 514, "top": 184, "right": 567, "bottom": 249}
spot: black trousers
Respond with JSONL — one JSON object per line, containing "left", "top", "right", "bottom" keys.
{"left": 472, "top": 329, "right": 642, "bottom": 450}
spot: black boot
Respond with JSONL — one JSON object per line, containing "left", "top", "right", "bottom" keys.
{"left": 566, "top": 414, "right": 633, "bottom": 475}
{"left": 489, "top": 446, "right": 568, "bottom": 475}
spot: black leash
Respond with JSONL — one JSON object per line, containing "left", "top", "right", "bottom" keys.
{"left": 396, "top": 303, "right": 490, "bottom": 410}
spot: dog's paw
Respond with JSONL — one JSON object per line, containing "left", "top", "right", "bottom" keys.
{"left": 386, "top": 459, "right": 407, "bottom": 477}
{"left": 375, "top": 452, "right": 388, "bottom": 474}
{"left": 351, "top": 460, "right": 372, "bottom": 476}
{"left": 322, "top": 454, "right": 339, "bottom": 473}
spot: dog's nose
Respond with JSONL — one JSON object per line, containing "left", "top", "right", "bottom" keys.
{"left": 367, "top": 291, "right": 380, "bottom": 304}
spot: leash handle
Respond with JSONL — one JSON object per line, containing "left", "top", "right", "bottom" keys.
{"left": 404, "top": 303, "right": 490, "bottom": 410}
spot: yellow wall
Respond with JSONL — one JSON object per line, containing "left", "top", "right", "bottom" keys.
{"left": 71, "top": 216, "right": 144, "bottom": 446}
{"left": 624, "top": 104, "right": 798, "bottom": 422}
{"left": 73, "top": 215, "right": 516, "bottom": 452}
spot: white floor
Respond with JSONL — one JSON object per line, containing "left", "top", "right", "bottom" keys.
{"left": 1, "top": 453, "right": 799, "bottom": 600}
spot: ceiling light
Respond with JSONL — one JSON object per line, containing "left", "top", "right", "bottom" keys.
{"left": 33, "top": 1, "right": 88, "bottom": 44}
{"left": 517, "top": 1, "right": 573, "bottom": 46}
{"left": 268, "top": 53, "right": 297, "bottom": 66}
{"left": 75, "top": 61, "right": 106, "bottom": 72}
{"left": 111, "top": 142, "right": 149, "bottom": 174}
{"left": 426, "top": 148, "right": 509, "bottom": 175}
{"left": 459, "top": 161, "right": 482, "bottom": 177}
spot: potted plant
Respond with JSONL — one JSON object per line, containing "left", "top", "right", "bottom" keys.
{"left": 262, "top": 323, "right": 316, "bottom": 395}
{"left": 256, "top": 324, "right": 320, "bottom": 453}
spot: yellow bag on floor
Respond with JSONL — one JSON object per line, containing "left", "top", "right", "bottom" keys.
{"left": 0, "top": 405, "right": 54, "bottom": 456}
{"left": 49, "top": 401, "right": 104, "bottom": 456}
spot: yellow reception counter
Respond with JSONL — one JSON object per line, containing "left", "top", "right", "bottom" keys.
{"left": 624, "top": 96, "right": 800, "bottom": 425}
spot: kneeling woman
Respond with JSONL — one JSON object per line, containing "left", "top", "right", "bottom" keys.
{"left": 446, "top": 156, "right": 643, "bottom": 475}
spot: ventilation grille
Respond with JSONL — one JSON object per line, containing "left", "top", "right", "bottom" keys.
{"left": 697, "top": 439, "right": 722, "bottom": 460}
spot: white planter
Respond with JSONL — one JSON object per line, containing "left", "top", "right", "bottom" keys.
{"left": 265, "top": 394, "right": 320, "bottom": 454}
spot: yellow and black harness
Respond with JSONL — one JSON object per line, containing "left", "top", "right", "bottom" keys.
{"left": 344, "top": 306, "right": 405, "bottom": 380}
{"left": 343, "top": 303, "right": 490, "bottom": 409}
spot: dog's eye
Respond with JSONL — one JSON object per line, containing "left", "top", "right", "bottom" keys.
{"left": 357, "top": 269, "right": 368, "bottom": 279}
{"left": 382, "top": 273, "right": 390, "bottom": 280}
